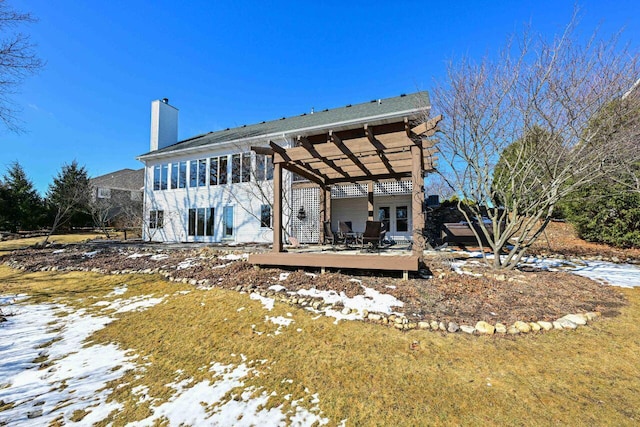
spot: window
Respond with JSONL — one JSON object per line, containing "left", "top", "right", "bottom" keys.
{"left": 149, "top": 210, "right": 164, "bottom": 229}
{"left": 188, "top": 208, "right": 214, "bottom": 237}
{"left": 378, "top": 207, "right": 390, "bottom": 233}
{"left": 153, "top": 165, "right": 168, "bottom": 190}
{"left": 223, "top": 206, "right": 234, "bottom": 237}
{"left": 209, "top": 156, "right": 230, "bottom": 186}
{"left": 198, "top": 159, "right": 207, "bottom": 186}
{"left": 231, "top": 154, "right": 241, "bottom": 183}
{"left": 209, "top": 157, "right": 218, "bottom": 185}
{"left": 153, "top": 165, "right": 160, "bottom": 190}
{"left": 171, "top": 161, "right": 188, "bottom": 189}
{"left": 242, "top": 153, "right": 251, "bottom": 183}
{"left": 219, "top": 156, "right": 228, "bottom": 184}
{"left": 171, "top": 162, "right": 178, "bottom": 189}
{"left": 232, "top": 152, "right": 251, "bottom": 183}
{"left": 97, "top": 187, "right": 111, "bottom": 199}
{"left": 189, "top": 160, "right": 197, "bottom": 187}
{"left": 396, "top": 206, "right": 408, "bottom": 232}
{"left": 256, "top": 155, "right": 274, "bottom": 181}
{"left": 260, "top": 204, "right": 271, "bottom": 228}
{"left": 179, "top": 161, "right": 187, "bottom": 188}
{"left": 161, "top": 164, "right": 168, "bottom": 190}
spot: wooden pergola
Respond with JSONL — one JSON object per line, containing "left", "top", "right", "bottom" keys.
{"left": 249, "top": 115, "right": 442, "bottom": 278}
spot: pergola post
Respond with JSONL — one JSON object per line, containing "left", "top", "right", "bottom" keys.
{"left": 411, "top": 145, "right": 425, "bottom": 259}
{"left": 319, "top": 185, "right": 332, "bottom": 244}
{"left": 367, "top": 181, "right": 374, "bottom": 221}
{"left": 273, "top": 162, "right": 283, "bottom": 253}
{"left": 325, "top": 186, "right": 332, "bottom": 225}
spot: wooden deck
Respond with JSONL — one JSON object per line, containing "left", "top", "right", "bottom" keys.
{"left": 248, "top": 251, "right": 420, "bottom": 278}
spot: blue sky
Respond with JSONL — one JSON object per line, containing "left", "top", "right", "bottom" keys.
{"left": 2, "top": 0, "right": 639, "bottom": 195}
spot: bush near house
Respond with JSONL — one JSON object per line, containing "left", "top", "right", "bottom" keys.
{"left": 561, "top": 180, "right": 640, "bottom": 248}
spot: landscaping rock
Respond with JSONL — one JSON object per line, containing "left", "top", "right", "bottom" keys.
{"left": 529, "top": 322, "right": 541, "bottom": 332}
{"left": 537, "top": 321, "right": 553, "bottom": 331}
{"left": 514, "top": 321, "right": 531, "bottom": 333}
{"left": 475, "top": 321, "right": 495, "bottom": 334}
{"left": 418, "top": 321, "right": 430, "bottom": 330}
{"left": 585, "top": 312, "right": 600, "bottom": 321}
{"left": 368, "top": 313, "right": 382, "bottom": 321}
{"left": 556, "top": 317, "right": 578, "bottom": 329}
{"left": 447, "top": 322, "right": 460, "bottom": 333}
{"left": 552, "top": 321, "right": 564, "bottom": 330}
{"left": 507, "top": 326, "right": 520, "bottom": 335}
{"left": 460, "top": 325, "right": 476, "bottom": 334}
{"left": 340, "top": 307, "right": 351, "bottom": 315}
{"left": 563, "top": 314, "right": 587, "bottom": 326}
{"left": 430, "top": 321, "right": 439, "bottom": 330}
{"left": 438, "top": 321, "right": 447, "bottom": 331}
{"left": 495, "top": 323, "right": 507, "bottom": 333}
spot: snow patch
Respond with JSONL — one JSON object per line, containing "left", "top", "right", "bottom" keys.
{"left": 219, "top": 253, "right": 249, "bottom": 261}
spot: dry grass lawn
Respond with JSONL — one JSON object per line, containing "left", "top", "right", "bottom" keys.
{"left": 1, "top": 265, "right": 639, "bottom": 426}
{"left": 0, "top": 233, "right": 112, "bottom": 254}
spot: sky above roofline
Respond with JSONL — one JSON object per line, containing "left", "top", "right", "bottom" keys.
{"left": 2, "top": 1, "right": 639, "bottom": 195}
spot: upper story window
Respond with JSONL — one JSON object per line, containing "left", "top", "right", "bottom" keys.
{"left": 97, "top": 187, "right": 111, "bottom": 199}
{"left": 153, "top": 164, "right": 168, "bottom": 190}
{"left": 170, "top": 161, "right": 187, "bottom": 189}
{"left": 210, "top": 156, "right": 228, "bottom": 185}
{"left": 189, "top": 159, "right": 207, "bottom": 187}
{"left": 256, "top": 154, "right": 274, "bottom": 181}
{"left": 232, "top": 152, "right": 251, "bottom": 183}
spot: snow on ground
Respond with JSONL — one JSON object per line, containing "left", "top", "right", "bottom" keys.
{"left": 450, "top": 250, "right": 640, "bottom": 288}
{"left": 250, "top": 292, "right": 275, "bottom": 311}
{"left": 519, "top": 256, "right": 640, "bottom": 288}
{"left": 1, "top": 287, "right": 329, "bottom": 426}
{"left": 127, "top": 252, "right": 151, "bottom": 259}
{"left": 128, "top": 361, "right": 328, "bottom": 427}
{"left": 298, "top": 285, "right": 404, "bottom": 317}
{"left": 0, "top": 298, "right": 135, "bottom": 426}
{"left": 219, "top": 253, "right": 249, "bottom": 261}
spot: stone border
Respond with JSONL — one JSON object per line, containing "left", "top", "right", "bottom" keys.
{"left": 4, "top": 261, "right": 602, "bottom": 335}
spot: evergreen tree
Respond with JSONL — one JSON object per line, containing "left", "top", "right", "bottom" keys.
{"left": 0, "top": 161, "right": 44, "bottom": 232}
{"left": 43, "top": 161, "right": 91, "bottom": 243}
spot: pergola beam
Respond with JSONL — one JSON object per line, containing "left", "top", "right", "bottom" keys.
{"left": 278, "top": 132, "right": 423, "bottom": 163}
{"left": 329, "top": 130, "right": 371, "bottom": 177}
{"left": 297, "top": 135, "right": 350, "bottom": 179}
{"left": 411, "top": 114, "right": 443, "bottom": 136}
{"left": 364, "top": 124, "right": 396, "bottom": 175}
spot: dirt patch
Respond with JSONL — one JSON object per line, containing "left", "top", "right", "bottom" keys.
{"left": 1, "top": 240, "right": 628, "bottom": 326}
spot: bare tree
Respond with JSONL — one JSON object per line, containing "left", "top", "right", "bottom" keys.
{"left": 428, "top": 16, "right": 640, "bottom": 269}
{"left": 0, "top": 0, "right": 44, "bottom": 132}
{"left": 225, "top": 142, "right": 294, "bottom": 242}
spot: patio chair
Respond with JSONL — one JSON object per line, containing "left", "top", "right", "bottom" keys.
{"left": 362, "top": 220, "right": 383, "bottom": 251}
{"left": 323, "top": 221, "right": 339, "bottom": 246}
{"left": 338, "top": 221, "right": 360, "bottom": 246}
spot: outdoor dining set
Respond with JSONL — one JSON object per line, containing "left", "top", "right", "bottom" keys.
{"left": 323, "top": 220, "right": 387, "bottom": 250}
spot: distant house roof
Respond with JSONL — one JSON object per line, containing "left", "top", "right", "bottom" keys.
{"left": 138, "top": 91, "right": 430, "bottom": 159}
{"left": 90, "top": 168, "right": 144, "bottom": 191}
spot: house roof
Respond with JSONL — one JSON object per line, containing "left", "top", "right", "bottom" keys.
{"left": 139, "top": 91, "right": 430, "bottom": 159}
{"left": 90, "top": 168, "right": 144, "bottom": 191}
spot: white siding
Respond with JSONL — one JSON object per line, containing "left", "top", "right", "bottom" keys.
{"left": 142, "top": 147, "right": 287, "bottom": 243}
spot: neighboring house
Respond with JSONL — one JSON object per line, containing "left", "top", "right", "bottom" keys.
{"left": 137, "top": 93, "right": 431, "bottom": 244}
{"left": 90, "top": 168, "right": 144, "bottom": 228}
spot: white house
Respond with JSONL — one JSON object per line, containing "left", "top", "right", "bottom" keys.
{"left": 137, "top": 92, "right": 431, "bottom": 244}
